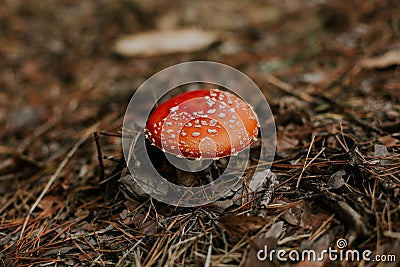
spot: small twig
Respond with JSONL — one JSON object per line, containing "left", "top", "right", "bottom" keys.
{"left": 297, "top": 135, "right": 314, "bottom": 188}
{"left": 99, "top": 131, "right": 122, "bottom": 137}
{"left": 116, "top": 239, "right": 143, "bottom": 267}
{"left": 319, "top": 191, "right": 368, "bottom": 237}
{"left": 17, "top": 117, "right": 60, "bottom": 154}
{"left": 94, "top": 132, "right": 105, "bottom": 182}
{"left": 320, "top": 95, "right": 383, "bottom": 134}
{"left": 19, "top": 122, "right": 100, "bottom": 239}
{"left": 309, "top": 213, "right": 335, "bottom": 241}
{"left": 267, "top": 73, "right": 383, "bottom": 134}
{"left": 265, "top": 74, "right": 315, "bottom": 103}
{"left": 204, "top": 233, "right": 212, "bottom": 267}
{"left": 297, "top": 147, "right": 325, "bottom": 188}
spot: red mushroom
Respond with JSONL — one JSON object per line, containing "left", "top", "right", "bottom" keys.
{"left": 145, "top": 89, "right": 259, "bottom": 160}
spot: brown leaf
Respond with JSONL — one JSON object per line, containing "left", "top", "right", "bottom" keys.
{"left": 78, "top": 252, "right": 98, "bottom": 261}
{"left": 244, "top": 222, "right": 283, "bottom": 267}
{"left": 219, "top": 214, "right": 267, "bottom": 237}
{"left": 37, "top": 196, "right": 62, "bottom": 219}
{"left": 299, "top": 201, "right": 312, "bottom": 229}
{"left": 379, "top": 135, "right": 398, "bottom": 147}
{"left": 281, "top": 208, "right": 298, "bottom": 226}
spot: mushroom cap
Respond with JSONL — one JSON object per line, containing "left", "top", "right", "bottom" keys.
{"left": 145, "top": 89, "right": 259, "bottom": 159}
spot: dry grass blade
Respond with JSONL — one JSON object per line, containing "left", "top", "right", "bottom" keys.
{"left": 19, "top": 122, "right": 100, "bottom": 239}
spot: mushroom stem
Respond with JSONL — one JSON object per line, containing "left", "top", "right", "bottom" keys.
{"left": 185, "top": 158, "right": 207, "bottom": 172}
{"left": 175, "top": 168, "right": 200, "bottom": 187}
{"left": 174, "top": 158, "right": 209, "bottom": 186}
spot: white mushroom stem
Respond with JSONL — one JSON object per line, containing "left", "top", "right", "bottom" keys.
{"left": 172, "top": 156, "right": 210, "bottom": 172}
{"left": 174, "top": 158, "right": 211, "bottom": 187}
{"left": 185, "top": 158, "right": 207, "bottom": 172}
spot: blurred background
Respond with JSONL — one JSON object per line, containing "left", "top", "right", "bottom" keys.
{"left": 1, "top": 0, "right": 398, "bottom": 146}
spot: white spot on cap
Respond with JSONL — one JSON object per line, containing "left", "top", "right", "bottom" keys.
{"left": 206, "top": 99, "right": 215, "bottom": 107}
{"left": 165, "top": 122, "right": 172, "bottom": 126}
{"left": 181, "top": 131, "right": 187, "bottom": 136}
{"left": 170, "top": 106, "right": 179, "bottom": 112}
{"left": 166, "top": 129, "right": 173, "bottom": 134}
{"left": 192, "top": 132, "right": 201, "bottom": 137}
{"left": 207, "top": 129, "right": 217, "bottom": 134}
{"left": 186, "top": 123, "right": 192, "bottom": 127}
{"left": 209, "top": 119, "right": 217, "bottom": 126}
{"left": 207, "top": 109, "right": 216, "bottom": 114}
{"left": 218, "top": 113, "right": 226, "bottom": 118}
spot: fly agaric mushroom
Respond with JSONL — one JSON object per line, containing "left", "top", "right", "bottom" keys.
{"left": 145, "top": 89, "right": 259, "bottom": 161}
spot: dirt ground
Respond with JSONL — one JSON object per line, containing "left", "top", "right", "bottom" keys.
{"left": 1, "top": 0, "right": 399, "bottom": 266}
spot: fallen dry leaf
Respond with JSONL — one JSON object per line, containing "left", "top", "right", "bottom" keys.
{"left": 379, "top": 135, "right": 398, "bottom": 147}
{"left": 374, "top": 144, "right": 394, "bottom": 165}
{"left": 114, "top": 29, "right": 218, "bottom": 57}
{"left": 244, "top": 222, "right": 283, "bottom": 267}
{"left": 327, "top": 170, "right": 346, "bottom": 189}
{"left": 219, "top": 214, "right": 267, "bottom": 237}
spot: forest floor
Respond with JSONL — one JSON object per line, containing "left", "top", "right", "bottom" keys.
{"left": 0, "top": 0, "right": 399, "bottom": 266}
